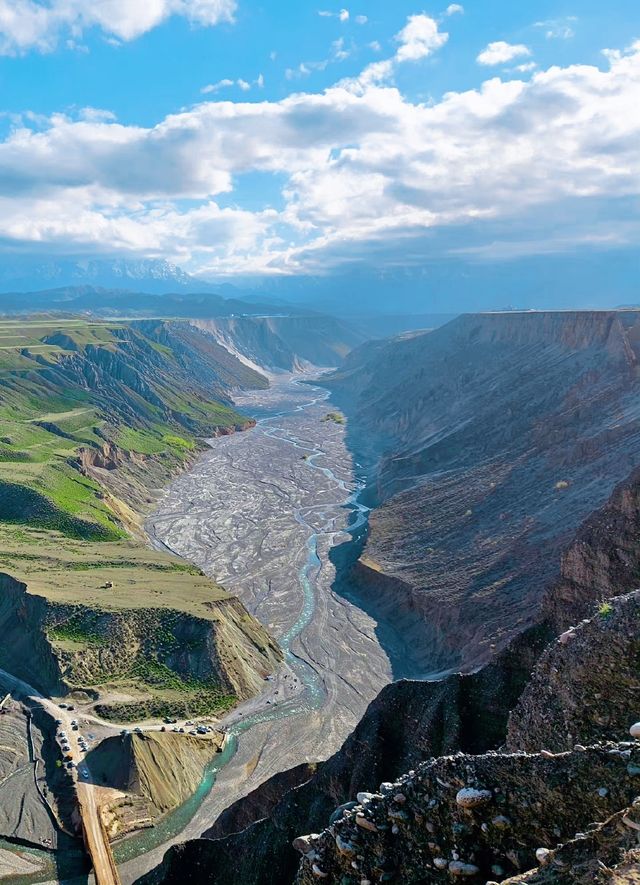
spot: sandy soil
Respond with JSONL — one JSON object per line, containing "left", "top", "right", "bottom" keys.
{"left": 117, "top": 374, "right": 393, "bottom": 883}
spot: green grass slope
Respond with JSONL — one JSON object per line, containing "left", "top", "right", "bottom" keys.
{"left": 0, "top": 317, "right": 281, "bottom": 717}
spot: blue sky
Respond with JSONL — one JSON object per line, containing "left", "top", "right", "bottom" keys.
{"left": 0, "top": 0, "right": 638, "bottom": 284}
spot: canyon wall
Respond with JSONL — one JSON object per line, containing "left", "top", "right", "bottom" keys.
{"left": 325, "top": 310, "right": 640, "bottom": 675}
{"left": 191, "top": 315, "right": 364, "bottom": 371}
{"left": 144, "top": 311, "right": 640, "bottom": 885}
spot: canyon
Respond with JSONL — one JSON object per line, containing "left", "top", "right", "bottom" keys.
{"left": 145, "top": 310, "right": 640, "bottom": 885}
{"left": 2, "top": 309, "right": 640, "bottom": 884}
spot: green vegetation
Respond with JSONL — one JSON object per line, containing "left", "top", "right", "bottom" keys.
{"left": 95, "top": 692, "right": 237, "bottom": 723}
{"left": 48, "top": 614, "right": 106, "bottom": 648}
{"left": 0, "top": 316, "right": 273, "bottom": 722}
{"left": 322, "top": 411, "right": 346, "bottom": 425}
{"left": 0, "top": 525, "right": 229, "bottom": 615}
{"left": 598, "top": 601, "right": 613, "bottom": 618}
{"left": 0, "top": 317, "right": 249, "bottom": 541}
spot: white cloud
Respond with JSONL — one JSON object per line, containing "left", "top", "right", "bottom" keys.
{"left": 477, "top": 41, "right": 531, "bottom": 66}
{"left": 369, "top": 40, "right": 381, "bottom": 52}
{"left": 351, "top": 14, "right": 448, "bottom": 90}
{"left": 201, "top": 74, "right": 263, "bottom": 94}
{"left": 287, "top": 37, "right": 351, "bottom": 80}
{"left": 201, "top": 79, "right": 235, "bottom": 94}
{"left": 0, "top": 0, "right": 236, "bottom": 54}
{"left": 445, "top": 4, "right": 464, "bottom": 16}
{"left": 0, "top": 34, "right": 639, "bottom": 276}
{"left": 535, "top": 17, "right": 577, "bottom": 40}
{"left": 318, "top": 8, "right": 349, "bottom": 21}
{"left": 355, "top": 15, "right": 368, "bottom": 25}
{"left": 514, "top": 62, "right": 537, "bottom": 73}
{"left": 396, "top": 14, "right": 449, "bottom": 62}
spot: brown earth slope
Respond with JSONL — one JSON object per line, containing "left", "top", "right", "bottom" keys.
{"left": 325, "top": 310, "right": 640, "bottom": 675}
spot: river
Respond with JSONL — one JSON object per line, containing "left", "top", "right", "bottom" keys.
{"left": 115, "top": 372, "right": 393, "bottom": 883}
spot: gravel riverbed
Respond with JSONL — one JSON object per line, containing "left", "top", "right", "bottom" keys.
{"left": 118, "top": 373, "right": 393, "bottom": 883}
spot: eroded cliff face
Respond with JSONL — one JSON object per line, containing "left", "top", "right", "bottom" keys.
{"left": 294, "top": 590, "right": 640, "bottom": 884}
{"left": 507, "top": 591, "right": 640, "bottom": 754}
{"left": 88, "top": 731, "right": 226, "bottom": 837}
{"left": 0, "top": 574, "right": 281, "bottom": 713}
{"left": 191, "top": 315, "right": 364, "bottom": 371}
{"left": 324, "top": 310, "right": 640, "bottom": 675}
{"left": 0, "top": 573, "right": 65, "bottom": 695}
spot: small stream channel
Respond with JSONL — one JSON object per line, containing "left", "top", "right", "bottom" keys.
{"left": 112, "top": 379, "right": 371, "bottom": 865}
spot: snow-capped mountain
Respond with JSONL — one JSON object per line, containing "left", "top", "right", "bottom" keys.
{"left": 0, "top": 257, "right": 216, "bottom": 294}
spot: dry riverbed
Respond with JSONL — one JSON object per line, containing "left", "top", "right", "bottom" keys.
{"left": 118, "top": 373, "right": 393, "bottom": 883}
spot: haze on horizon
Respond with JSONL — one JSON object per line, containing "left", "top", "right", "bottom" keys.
{"left": 0, "top": 0, "right": 638, "bottom": 311}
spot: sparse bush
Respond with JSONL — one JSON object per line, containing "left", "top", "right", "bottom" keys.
{"left": 598, "top": 601, "right": 613, "bottom": 618}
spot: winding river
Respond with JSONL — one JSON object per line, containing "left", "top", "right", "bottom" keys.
{"left": 115, "top": 373, "right": 391, "bottom": 883}
{"left": 2, "top": 374, "right": 391, "bottom": 885}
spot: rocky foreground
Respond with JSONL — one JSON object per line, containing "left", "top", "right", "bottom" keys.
{"left": 295, "top": 591, "right": 640, "bottom": 884}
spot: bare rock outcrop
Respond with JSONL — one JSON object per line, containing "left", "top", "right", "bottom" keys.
{"left": 295, "top": 744, "right": 640, "bottom": 884}
{"left": 507, "top": 590, "right": 640, "bottom": 753}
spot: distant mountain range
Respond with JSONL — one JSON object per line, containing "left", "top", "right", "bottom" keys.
{"left": 1, "top": 246, "right": 638, "bottom": 315}
{"left": 0, "top": 257, "right": 218, "bottom": 295}
{"left": 0, "top": 284, "right": 285, "bottom": 317}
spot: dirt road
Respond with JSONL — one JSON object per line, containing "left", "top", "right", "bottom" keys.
{"left": 78, "top": 781, "right": 121, "bottom": 885}
{"left": 0, "top": 666, "right": 121, "bottom": 885}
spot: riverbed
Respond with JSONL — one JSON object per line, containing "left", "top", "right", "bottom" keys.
{"left": 117, "top": 373, "right": 393, "bottom": 883}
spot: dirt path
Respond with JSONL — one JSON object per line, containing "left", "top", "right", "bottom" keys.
{"left": 78, "top": 783, "right": 121, "bottom": 885}
{"left": 0, "top": 667, "right": 121, "bottom": 884}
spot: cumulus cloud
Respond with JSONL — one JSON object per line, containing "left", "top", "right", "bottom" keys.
{"left": 0, "top": 0, "right": 236, "bottom": 54}
{"left": 445, "top": 4, "right": 464, "bottom": 16}
{"left": 0, "top": 30, "right": 639, "bottom": 276}
{"left": 353, "top": 14, "right": 448, "bottom": 89}
{"left": 477, "top": 41, "right": 531, "bottom": 66}
{"left": 396, "top": 14, "right": 449, "bottom": 61}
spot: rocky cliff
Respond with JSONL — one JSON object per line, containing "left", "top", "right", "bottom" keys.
{"left": 294, "top": 590, "right": 640, "bottom": 884}
{"left": 324, "top": 310, "right": 640, "bottom": 675}
{"left": 89, "top": 731, "right": 226, "bottom": 836}
{"left": 191, "top": 315, "right": 364, "bottom": 371}
{"left": 0, "top": 570, "right": 281, "bottom": 719}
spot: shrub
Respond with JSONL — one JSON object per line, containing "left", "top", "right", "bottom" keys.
{"left": 598, "top": 601, "right": 613, "bottom": 618}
